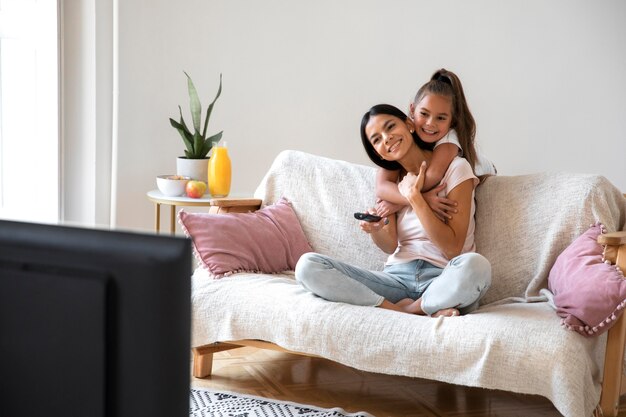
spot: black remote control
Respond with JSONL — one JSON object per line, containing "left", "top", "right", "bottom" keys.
{"left": 354, "top": 212, "right": 382, "bottom": 222}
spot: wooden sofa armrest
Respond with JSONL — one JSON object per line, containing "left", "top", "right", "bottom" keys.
{"left": 599, "top": 230, "right": 626, "bottom": 247}
{"left": 600, "top": 231, "right": 626, "bottom": 269}
{"left": 207, "top": 197, "right": 262, "bottom": 214}
{"left": 597, "top": 230, "right": 626, "bottom": 417}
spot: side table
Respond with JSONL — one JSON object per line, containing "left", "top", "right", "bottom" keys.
{"left": 146, "top": 190, "right": 262, "bottom": 234}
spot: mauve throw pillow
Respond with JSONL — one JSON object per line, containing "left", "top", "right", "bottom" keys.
{"left": 548, "top": 222, "right": 626, "bottom": 336}
{"left": 178, "top": 197, "right": 312, "bottom": 278}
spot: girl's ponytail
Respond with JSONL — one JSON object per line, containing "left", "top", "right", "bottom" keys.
{"left": 414, "top": 69, "right": 478, "bottom": 172}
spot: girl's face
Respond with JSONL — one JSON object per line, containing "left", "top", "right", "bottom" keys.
{"left": 365, "top": 114, "right": 414, "bottom": 161}
{"left": 410, "top": 94, "right": 453, "bottom": 143}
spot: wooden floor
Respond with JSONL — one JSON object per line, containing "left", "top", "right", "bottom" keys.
{"left": 190, "top": 346, "right": 626, "bottom": 417}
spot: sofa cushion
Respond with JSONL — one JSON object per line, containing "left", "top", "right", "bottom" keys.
{"left": 548, "top": 222, "right": 626, "bottom": 336}
{"left": 178, "top": 197, "right": 312, "bottom": 278}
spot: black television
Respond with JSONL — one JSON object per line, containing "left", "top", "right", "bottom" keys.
{"left": 0, "top": 220, "right": 191, "bottom": 417}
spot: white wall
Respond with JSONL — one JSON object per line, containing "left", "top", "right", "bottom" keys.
{"left": 114, "top": 0, "right": 626, "bottom": 232}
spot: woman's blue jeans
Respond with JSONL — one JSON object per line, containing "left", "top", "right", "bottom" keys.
{"left": 295, "top": 252, "right": 491, "bottom": 315}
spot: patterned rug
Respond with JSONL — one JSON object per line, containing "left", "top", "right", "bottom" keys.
{"left": 190, "top": 388, "right": 374, "bottom": 417}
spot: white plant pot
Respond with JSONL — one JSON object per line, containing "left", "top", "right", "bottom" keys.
{"left": 176, "top": 157, "right": 209, "bottom": 184}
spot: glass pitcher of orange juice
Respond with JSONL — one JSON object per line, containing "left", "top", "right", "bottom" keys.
{"left": 208, "top": 141, "right": 231, "bottom": 197}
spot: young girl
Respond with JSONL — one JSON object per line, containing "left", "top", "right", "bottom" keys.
{"left": 376, "top": 69, "right": 496, "bottom": 220}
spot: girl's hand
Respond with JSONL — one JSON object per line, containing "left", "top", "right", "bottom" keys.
{"left": 398, "top": 161, "right": 427, "bottom": 201}
{"left": 359, "top": 209, "right": 388, "bottom": 234}
{"left": 375, "top": 198, "right": 404, "bottom": 217}
{"left": 398, "top": 172, "right": 418, "bottom": 200}
{"left": 422, "top": 183, "right": 458, "bottom": 222}
{"left": 400, "top": 162, "right": 457, "bottom": 221}
{"left": 415, "top": 160, "right": 427, "bottom": 192}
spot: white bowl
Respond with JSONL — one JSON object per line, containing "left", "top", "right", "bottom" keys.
{"left": 156, "top": 175, "right": 190, "bottom": 196}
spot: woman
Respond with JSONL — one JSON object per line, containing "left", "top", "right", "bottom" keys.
{"left": 295, "top": 104, "right": 491, "bottom": 317}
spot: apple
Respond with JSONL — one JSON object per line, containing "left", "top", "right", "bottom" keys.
{"left": 185, "top": 180, "right": 207, "bottom": 198}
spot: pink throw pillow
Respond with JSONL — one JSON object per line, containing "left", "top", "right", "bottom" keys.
{"left": 178, "top": 197, "right": 312, "bottom": 278}
{"left": 548, "top": 222, "right": 626, "bottom": 336}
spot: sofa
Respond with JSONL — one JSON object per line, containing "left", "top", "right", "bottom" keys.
{"left": 185, "top": 150, "right": 626, "bottom": 417}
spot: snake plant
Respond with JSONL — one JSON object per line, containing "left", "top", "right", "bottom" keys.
{"left": 169, "top": 72, "right": 223, "bottom": 159}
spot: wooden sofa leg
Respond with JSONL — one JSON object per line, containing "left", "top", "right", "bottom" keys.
{"left": 598, "top": 235, "right": 626, "bottom": 417}
{"left": 599, "top": 313, "right": 626, "bottom": 417}
{"left": 192, "top": 349, "right": 214, "bottom": 378}
{"left": 192, "top": 343, "right": 241, "bottom": 378}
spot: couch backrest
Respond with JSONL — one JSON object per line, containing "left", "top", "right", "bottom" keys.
{"left": 256, "top": 150, "right": 626, "bottom": 305}
{"left": 475, "top": 172, "right": 625, "bottom": 304}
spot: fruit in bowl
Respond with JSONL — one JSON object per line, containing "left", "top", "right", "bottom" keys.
{"left": 185, "top": 180, "right": 207, "bottom": 198}
{"left": 156, "top": 175, "right": 191, "bottom": 196}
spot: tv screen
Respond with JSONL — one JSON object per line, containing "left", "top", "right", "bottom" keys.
{"left": 0, "top": 220, "right": 191, "bottom": 417}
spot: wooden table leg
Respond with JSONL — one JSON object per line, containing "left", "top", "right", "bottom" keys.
{"left": 170, "top": 205, "right": 176, "bottom": 235}
{"left": 155, "top": 203, "right": 161, "bottom": 233}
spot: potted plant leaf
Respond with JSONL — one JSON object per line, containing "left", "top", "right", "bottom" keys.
{"left": 170, "top": 72, "right": 223, "bottom": 184}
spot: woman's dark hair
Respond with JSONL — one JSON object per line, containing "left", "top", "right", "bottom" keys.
{"left": 413, "top": 68, "right": 477, "bottom": 171}
{"left": 360, "top": 104, "right": 434, "bottom": 170}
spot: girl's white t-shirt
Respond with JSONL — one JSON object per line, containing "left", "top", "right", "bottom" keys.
{"left": 386, "top": 156, "right": 479, "bottom": 268}
{"left": 435, "top": 129, "right": 496, "bottom": 176}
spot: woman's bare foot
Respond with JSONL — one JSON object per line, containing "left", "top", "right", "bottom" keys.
{"left": 396, "top": 298, "right": 415, "bottom": 308}
{"left": 379, "top": 298, "right": 425, "bottom": 315}
{"left": 400, "top": 298, "right": 425, "bottom": 315}
{"left": 432, "top": 308, "right": 460, "bottom": 317}
{"left": 380, "top": 299, "right": 460, "bottom": 317}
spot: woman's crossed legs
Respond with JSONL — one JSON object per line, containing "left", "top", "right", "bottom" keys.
{"left": 295, "top": 252, "right": 491, "bottom": 316}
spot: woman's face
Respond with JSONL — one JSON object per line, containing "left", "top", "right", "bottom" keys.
{"left": 365, "top": 114, "right": 414, "bottom": 161}
{"left": 410, "top": 94, "right": 453, "bottom": 143}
